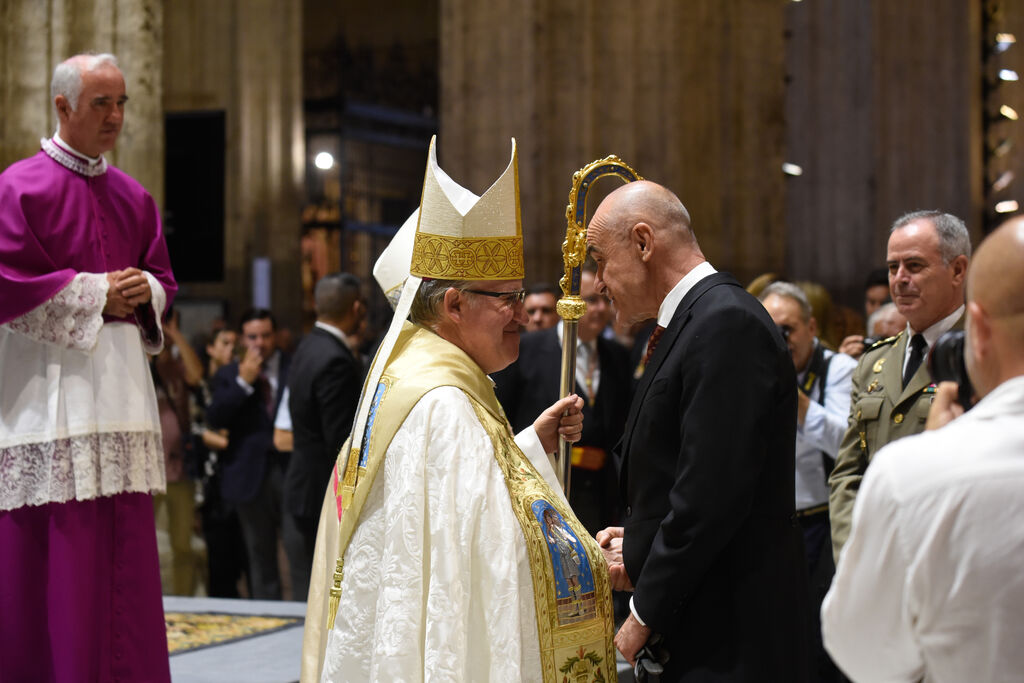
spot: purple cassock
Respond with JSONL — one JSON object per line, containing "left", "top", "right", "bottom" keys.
{"left": 0, "top": 138, "right": 177, "bottom": 683}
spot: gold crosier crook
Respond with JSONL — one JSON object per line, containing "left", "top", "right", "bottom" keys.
{"left": 556, "top": 155, "right": 642, "bottom": 495}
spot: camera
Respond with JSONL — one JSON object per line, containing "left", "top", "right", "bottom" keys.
{"left": 927, "top": 330, "right": 974, "bottom": 411}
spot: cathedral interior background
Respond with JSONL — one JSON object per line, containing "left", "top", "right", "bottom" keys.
{"left": 1, "top": 0, "right": 1022, "bottom": 340}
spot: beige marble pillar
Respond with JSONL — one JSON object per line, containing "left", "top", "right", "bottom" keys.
{"left": 231, "top": 0, "right": 305, "bottom": 331}
{"left": 785, "top": 0, "right": 983, "bottom": 304}
{"left": 164, "top": 0, "right": 304, "bottom": 330}
{"left": 0, "top": 0, "right": 164, "bottom": 205}
{"left": 440, "top": 0, "right": 788, "bottom": 288}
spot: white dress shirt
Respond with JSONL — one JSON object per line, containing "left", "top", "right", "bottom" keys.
{"left": 656, "top": 261, "right": 718, "bottom": 327}
{"left": 902, "top": 304, "right": 964, "bottom": 371}
{"left": 555, "top": 320, "right": 601, "bottom": 398}
{"left": 794, "top": 342, "right": 856, "bottom": 509}
{"left": 822, "top": 375, "right": 1024, "bottom": 682}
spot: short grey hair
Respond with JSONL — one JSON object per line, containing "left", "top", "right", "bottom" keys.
{"left": 759, "top": 281, "right": 812, "bottom": 322}
{"left": 891, "top": 210, "right": 971, "bottom": 264}
{"left": 51, "top": 53, "right": 119, "bottom": 113}
{"left": 866, "top": 302, "right": 899, "bottom": 338}
{"left": 409, "top": 279, "right": 473, "bottom": 327}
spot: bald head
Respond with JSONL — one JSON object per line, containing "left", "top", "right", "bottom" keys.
{"left": 963, "top": 216, "right": 1024, "bottom": 398}
{"left": 968, "top": 217, "right": 1024, "bottom": 319}
{"left": 586, "top": 180, "right": 705, "bottom": 325}
{"left": 593, "top": 180, "right": 694, "bottom": 244}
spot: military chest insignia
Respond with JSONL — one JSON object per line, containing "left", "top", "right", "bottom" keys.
{"left": 872, "top": 358, "right": 886, "bottom": 373}
{"left": 924, "top": 383, "right": 937, "bottom": 394}
{"left": 867, "top": 379, "right": 879, "bottom": 393}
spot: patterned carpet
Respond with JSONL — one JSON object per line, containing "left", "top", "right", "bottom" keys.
{"left": 166, "top": 612, "right": 304, "bottom": 654}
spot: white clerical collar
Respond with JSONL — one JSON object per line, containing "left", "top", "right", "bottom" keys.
{"left": 657, "top": 261, "right": 717, "bottom": 327}
{"left": 42, "top": 135, "right": 108, "bottom": 177}
{"left": 53, "top": 134, "right": 103, "bottom": 166}
{"left": 315, "top": 320, "right": 355, "bottom": 352}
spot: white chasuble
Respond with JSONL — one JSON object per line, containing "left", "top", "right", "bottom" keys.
{"left": 308, "top": 324, "right": 616, "bottom": 682}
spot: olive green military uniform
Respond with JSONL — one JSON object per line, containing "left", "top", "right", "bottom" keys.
{"left": 829, "top": 330, "right": 940, "bottom": 561}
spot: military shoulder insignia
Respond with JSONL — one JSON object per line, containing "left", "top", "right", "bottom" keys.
{"left": 868, "top": 332, "right": 901, "bottom": 350}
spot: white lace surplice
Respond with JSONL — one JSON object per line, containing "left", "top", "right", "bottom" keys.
{"left": 0, "top": 273, "right": 166, "bottom": 511}
{"left": 321, "top": 386, "right": 564, "bottom": 683}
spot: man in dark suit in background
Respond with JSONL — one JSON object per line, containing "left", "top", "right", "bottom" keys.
{"left": 588, "top": 181, "right": 807, "bottom": 681}
{"left": 207, "top": 308, "right": 290, "bottom": 599}
{"left": 284, "top": 273, "right": 366, "bottom": 600}
{"left": 523, "top": 281, "right": 560, "bottom": 332}
{"left": 493, "top": 263, "right": 631, "bottom": 535}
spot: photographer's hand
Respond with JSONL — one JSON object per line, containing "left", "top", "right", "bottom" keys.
{"left": 926, "top": 381, "right": 964, "bottom": 431}
{"left": 839, "top": 334, "right": 866, "bottom": 359}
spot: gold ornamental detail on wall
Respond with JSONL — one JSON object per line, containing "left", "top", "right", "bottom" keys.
{"left": 411, "top": 233, "right": 524, "bottom": 280}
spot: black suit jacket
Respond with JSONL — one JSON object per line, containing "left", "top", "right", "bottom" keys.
{"left": 621, "top": 272, "right": 807, "bottom": 682}
{"left": 492, "top": 327, "right": 631, "bottom": 533}
{"left": 206, "top": 353, "right": 290, "bottom": 504}
{"left": 284, "top": 326, "right": 364, "bottom": 518}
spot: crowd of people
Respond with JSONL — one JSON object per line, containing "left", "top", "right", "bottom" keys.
{"left": 3, "top": 51, "right": 1024, "bottom": 683}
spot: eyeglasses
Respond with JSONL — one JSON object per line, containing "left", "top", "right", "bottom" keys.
{"left": 463, "top": 288, "right": 527, "bottom": 306}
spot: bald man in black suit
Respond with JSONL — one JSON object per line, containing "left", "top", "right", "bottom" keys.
{"left": 588, "top": 181, "right": 807, "bottom": 682}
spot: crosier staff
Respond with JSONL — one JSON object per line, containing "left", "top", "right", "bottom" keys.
{"left": 557, "top": 155, "right": 641, "bottom": 494}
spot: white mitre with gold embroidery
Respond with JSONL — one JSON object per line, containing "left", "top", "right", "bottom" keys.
{"left": 372, "top": 209, "right": 417, "bottom": 309}
{"left": 348, "top": 135, "right": 524, "bottom": 475}
{"left": 411, "top": 135, "right": 524, "bottom": 281}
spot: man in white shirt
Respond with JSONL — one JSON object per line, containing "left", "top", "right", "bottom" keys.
{"left": 761, "top": 280, "right": 855, "bottom": 681}
{"left": 829, "top": 210, "right": 970, "bottom": 559}
{"left": 822, "top": 215, "right": 1024, "bottom": 682}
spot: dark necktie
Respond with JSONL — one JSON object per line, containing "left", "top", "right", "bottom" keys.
{"left": 643, "top": 325, "right": 667, "bottom": 366}
{"left": 902, "top": 333, "right": 926, "bottom": 388}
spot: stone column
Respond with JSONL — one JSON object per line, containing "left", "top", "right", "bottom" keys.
{"left": 0, "top": 0, "right": 164, "bottom": 206}
{"left": 163, "top": 0, "right": 304, "bottom": 330}
{"left": 785, "top": 0, "right": 983, "bottom": 305}
{"left": 440, "top": 0, "right": 788, "bottom": 288}
{"left": 229, "top": 0, "right": 304, "bottom": 330}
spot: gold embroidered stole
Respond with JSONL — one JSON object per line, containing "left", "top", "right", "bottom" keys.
{"left": 326, "top": 323, "right": 616, "bottom": 682}
{"left": 466, "top": 397, "right": 617, "bottom": 682}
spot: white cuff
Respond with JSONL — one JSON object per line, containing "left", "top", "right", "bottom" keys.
{"left": 629, "top": 596, "right": 647, "bottom": 626}
{"left": 138, "top": 272, "right": 166, "bottom": 354}
{"left": 236, "top": 375, "right": 256, "bottom": 395}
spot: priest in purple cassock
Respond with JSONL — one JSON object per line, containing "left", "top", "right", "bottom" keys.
{"left": 0, "top": 53, "right": 176, "bottom": 682}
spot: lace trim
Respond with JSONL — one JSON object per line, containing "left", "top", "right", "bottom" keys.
{"left": 1, "top": 273, "right": 108, "bottom": 351}
{"left": 0, "top": 431, "right": 165, "bottom": 511}
{"left": 41, "top": 137, "right": 108, "bottom": 177}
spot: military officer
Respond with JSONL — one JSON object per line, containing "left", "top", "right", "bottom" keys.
{"left": 829, "top": 210, "right": 970, "bottom": 560}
